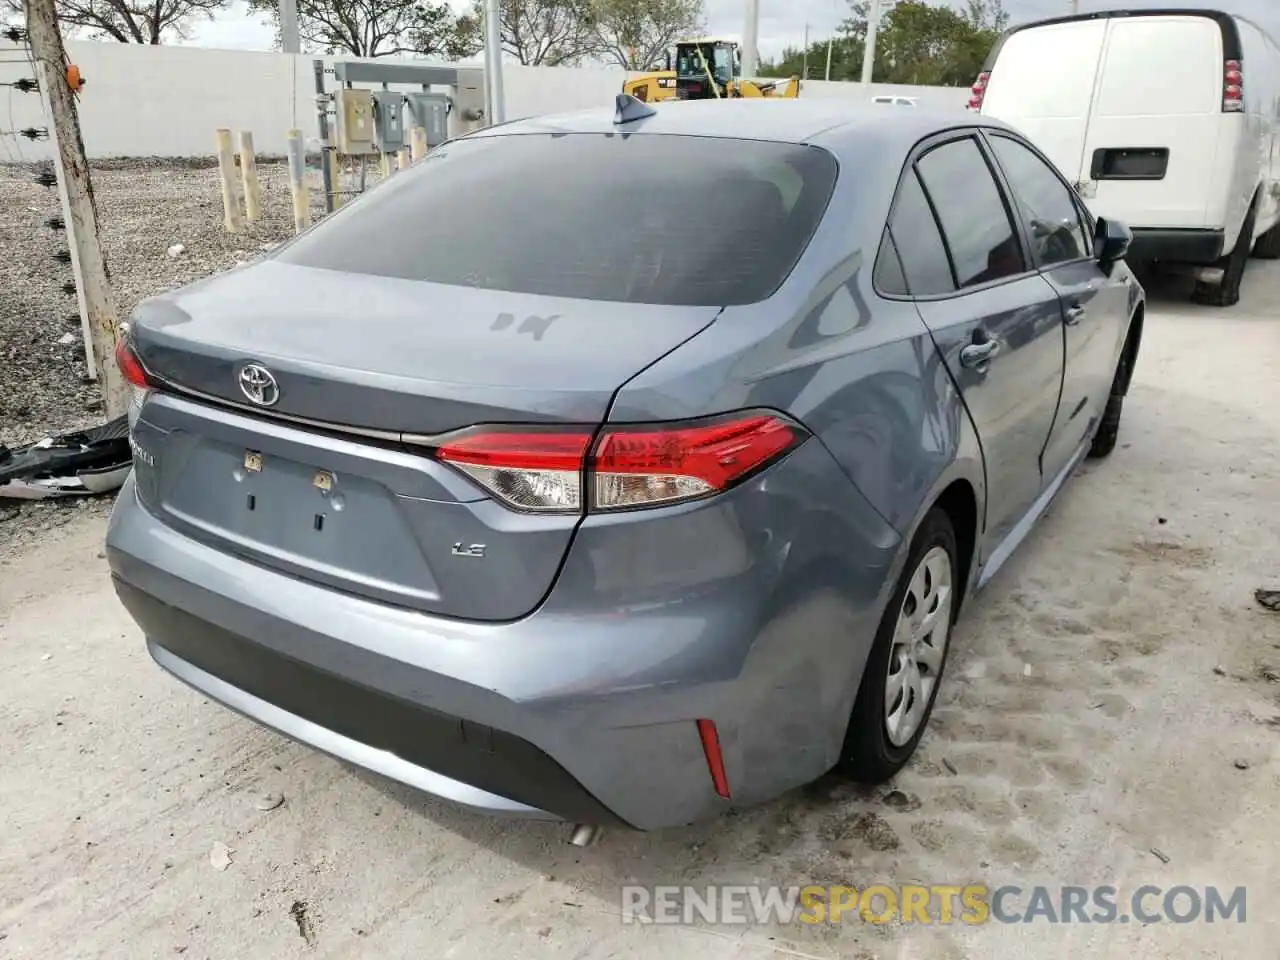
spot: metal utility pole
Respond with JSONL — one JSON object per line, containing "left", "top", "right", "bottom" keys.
{"left": 23, "top": 0, "right": 128, "bottom": 416}
{"left": 861, "top": 0, "right": 881, "bottom": 87}
{"left": 1069, "top": 0, "right": 1081, "bottom": 13}
{"left": 484, "top": 0, "right": 505, "bottom": 123}
{"left": 801, "top": 23, "right": 809, "bottom": 80}
{"left": 742, "top": 0, "right": 760, "bottom": 77}
{"left": 279, "top": 0, "right": 300, "bottom": 53}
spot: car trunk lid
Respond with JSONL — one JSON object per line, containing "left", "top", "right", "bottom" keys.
{"left": 128, "top": 261, "right": 721, "bottom": 620}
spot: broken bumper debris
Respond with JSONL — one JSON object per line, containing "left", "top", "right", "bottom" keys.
{"left": 0, "top": 415, "right": 132, "bottom": 500}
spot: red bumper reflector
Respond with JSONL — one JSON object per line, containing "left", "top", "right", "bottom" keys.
{"left": 696, "top": 718, "right": 730, "bottom": 799}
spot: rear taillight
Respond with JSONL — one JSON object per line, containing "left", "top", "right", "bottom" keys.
{"left": 436, "top": 429, "right": 593, "bottom": 513}
{"left": 1224, "top": 58, "right": 1244, "bottom": 112}
{"left": 114, "top": 338, "right": 149, "bottom": 388}
{"left": 593, "top": 415, "right": 797, "bottom": 509}
{"left": 967, "top": 70, "right": 990, "bottom": 112}
{"left": 114, "top": 337, "right": 152, "bottom": 429}
{"left": 435, "top": 412, "right": 805, "bottom": 514}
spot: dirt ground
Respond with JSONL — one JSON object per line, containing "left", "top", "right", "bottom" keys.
{"left": 2, "top": 263, "right": 1279, "bottom": 960}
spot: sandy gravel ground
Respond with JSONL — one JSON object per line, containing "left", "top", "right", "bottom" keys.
{"left": 1, "top": 261, "right": 1279, "bottom": 960}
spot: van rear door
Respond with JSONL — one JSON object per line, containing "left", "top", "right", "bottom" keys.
{"left": 981, "top": 18, "right": 1108, "bottom": 184}
{"left": 1080, "top": 14, "right": 1226, "bottom": 228}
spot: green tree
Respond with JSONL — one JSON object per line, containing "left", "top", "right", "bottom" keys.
{"left": 246, "top": 0, "right": 478, "bottom": 56}
{"left": 475, "top": 0, "right": 597, "bottom": 66}
{"left": 761, "top": 0, "right": 999, "bottom": 86}
{"left": 6, "top": 0, "right": 231, "bottom": 42}
{"left": 590, "top": 0, "right": 703, "bottom": 70}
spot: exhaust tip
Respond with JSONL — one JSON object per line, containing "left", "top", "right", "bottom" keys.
{"left": 568, "top": 824, "right": 601, "bottom": 847}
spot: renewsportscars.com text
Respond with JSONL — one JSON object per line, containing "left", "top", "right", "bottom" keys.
{"left": 620, "top": 884, "right": 1247, "bottom": 926}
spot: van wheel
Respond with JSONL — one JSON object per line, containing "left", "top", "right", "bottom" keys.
{"left": 1252, "top": 218, "right": 1280, "bottom": 260}
{"left": 838, "top": 508, "right": 957, "bottom": 783}
{"left": 1192, "top": 200, "right": 1258, "bottom": 307}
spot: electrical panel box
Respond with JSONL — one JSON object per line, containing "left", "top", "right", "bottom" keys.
{"left": 406, "top": 93, "right": 450, "bottom": 147}
{"left": 371, "top": 90, "right": 405, "bottom": 152}
{"left": 451, "top": 69, "right": 486, "bottom": 137}
{"left": 335, "top": 88, "right": 375, "bottom": 154}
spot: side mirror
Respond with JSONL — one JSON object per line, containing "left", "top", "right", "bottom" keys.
{"left": 1094, "top": 216, "right": 1132, "bottom": 270}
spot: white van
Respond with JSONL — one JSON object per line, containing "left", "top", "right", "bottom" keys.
{"left": 972, "top": 9, "right": 1280, "bottom": 307}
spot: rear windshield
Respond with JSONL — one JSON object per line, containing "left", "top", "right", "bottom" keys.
{"left": 277, "top": 132, "right": 838, "bottom": 306}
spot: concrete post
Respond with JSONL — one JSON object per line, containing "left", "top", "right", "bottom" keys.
{"left": 286, "top": 129, "right": 311, "bottom": 234}
{"left": 862, "top": 0, "right": 881, "bottom": 87}
{"left": 742, "top": 0, "right": 760, "bottom": 77}
{"left": 484, "top": 0, "right": 506, "bottom": 123}
{"left": 238, "top": 130, "right": 263, "bottom": 222}
{"left": 215, "top": 128, "right": 245, "bottom": 232}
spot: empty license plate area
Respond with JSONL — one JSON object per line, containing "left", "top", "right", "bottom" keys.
{"left": 161, "top": 436, "right": 440, "bottom": 606}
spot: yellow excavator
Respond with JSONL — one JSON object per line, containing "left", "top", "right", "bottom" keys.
{"left": 622, "top": 39, "right": 801, "bottom": 103}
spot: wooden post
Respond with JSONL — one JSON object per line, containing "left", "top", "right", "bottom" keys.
{"left": 238, "top": 130, "right": 263, "bottom": 221}
{"left": 25, "top": 0, "right": 128, "bottom": 414}
{"left": 215, "top": 128, "right": 244, "bottom": 232}
{"left": 285, "top": 129, "right": 311, "bottom": 234}
{"left": 398, "top": 147, "right": 412, "bottom": 171}
{"left": 410, "top": 126, "right": 427, "bottom": 161}
{"left": 328, "top": 150, "right": 343, "bottom": 209}
{"left": 379, "top": 150, "right": 392, "bottom": 179}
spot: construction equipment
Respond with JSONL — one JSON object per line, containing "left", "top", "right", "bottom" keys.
{"left": 622, "top": 39, "right": 801, "bottom": 103}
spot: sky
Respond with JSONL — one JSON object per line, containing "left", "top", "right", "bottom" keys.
{"left": 181, "top": 0, "right": 1280, "bottom": 65}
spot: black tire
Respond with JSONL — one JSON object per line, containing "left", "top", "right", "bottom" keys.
{"left": 1088, "top": 393, "right": 1123, "bottom": 459}
{"left": 1252, "top": 217, "right": 1280, "bottom": 260}
{"left": 838, "top": 507, "right": 958, "bottom": 783}
{"left": 1192, "top": 199, "right": 1258, "bottom": 307}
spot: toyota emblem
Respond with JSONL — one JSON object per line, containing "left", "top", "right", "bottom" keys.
{"left": 238, "top": 363, "right": 280, "bottom": 407}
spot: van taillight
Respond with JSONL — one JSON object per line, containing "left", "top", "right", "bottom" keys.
{"left": 1224, "top": 58, "right": 1244, "bottom": 112}
{"left": 435, "top": 412, "right": 806, "bottom": 514}
{"left": 967, "top": 71, "right": 990, "bottom": 112}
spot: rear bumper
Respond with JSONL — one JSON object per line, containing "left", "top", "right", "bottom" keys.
{"left": 106, "top": 439, "right": 901, "bottom": 830}
{"left": 1127, "top": 228, "right": 1225, "bottom": 264}
{"left": 122, "top": 582, "right": 623, "bottom": 824}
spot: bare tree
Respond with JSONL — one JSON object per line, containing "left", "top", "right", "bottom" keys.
{"left": 476, "top": 0, "right": 597, "bottom": 66}
{"left": 247, "top": 0, "right": 476, "bottom": 57}
{"left": 591, "top": 0, "right": 702, "bottom": 70}
{"left": 3, "top": 0, "right": 230, "bottom": 43}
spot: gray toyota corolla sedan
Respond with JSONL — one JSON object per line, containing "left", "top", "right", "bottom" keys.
{"left": 107, "top": 97, "right": 1143, "bottom": 832}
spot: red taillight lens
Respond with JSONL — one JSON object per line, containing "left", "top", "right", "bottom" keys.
{"left": 1224, "top": 58, "right": 1244, "bottom": 112}
{"left": 436, "top": 429, "right": 593, "bottom": 513}
{"left": 967, "top": 70, "right": 990, "bottom": 111}
{"left": 114, "top": 338, "right": 149, "bottom": 388}
{"left": 433, "top": 412, "right": 804, "bottom": 514}
{"left": 592, "top": 414, "right": 798, "bottom": 510}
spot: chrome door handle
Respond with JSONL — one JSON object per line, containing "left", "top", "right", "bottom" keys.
{"left": 1064, "top": 304, "right": 1087, "bottom": 326}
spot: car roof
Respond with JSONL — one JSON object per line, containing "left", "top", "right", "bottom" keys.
{"left": 470, "top": 99, "right": 1015, "bottom": 151}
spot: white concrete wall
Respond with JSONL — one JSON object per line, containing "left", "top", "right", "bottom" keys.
{"left": 0, "top": 40, "right": 967, "bottom": 161}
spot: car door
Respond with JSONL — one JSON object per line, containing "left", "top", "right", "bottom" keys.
{"left": 884, "top": 133, "right": 1066, "bottom": 560}
{"left": 984, "top": 131, "right": 1131, "bottom": 480}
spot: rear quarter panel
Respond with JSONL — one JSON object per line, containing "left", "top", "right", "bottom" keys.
{"left": 607, "top": 124, "right": 987, "bottom": 615}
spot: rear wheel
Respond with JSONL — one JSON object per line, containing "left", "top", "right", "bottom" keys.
{"left": 1252, "top": 217, "right": 1280, "bottom": 260}
{"left": 1192, "top": 198, "right": 1258, "bottom": 307}
{"left": 839, "top": 508, "right": 957, "bottom": 783}
{"left": 1089, "top": 319, "right": 1138, "bottom": 459}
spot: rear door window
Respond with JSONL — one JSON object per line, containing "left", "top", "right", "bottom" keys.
{"left": 276, "top": 133, "right": 839, "bottom": 307}
{"left": 916, "top": 137, "right": 1025, "bottom": 288}
{"left": 988, "top": 134, "right": 1091, "bottom": 266}
{"left": 885, "top": 170, "right": 954, "bottom": 295}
